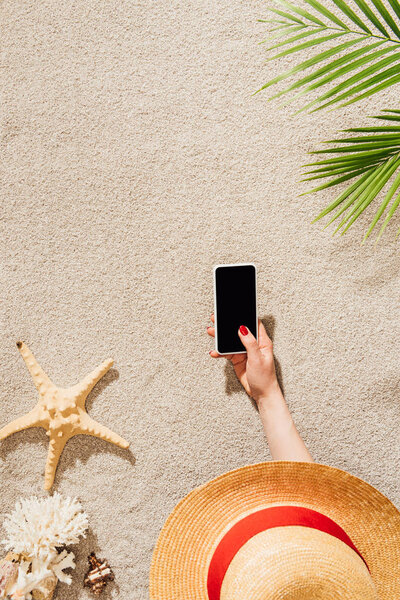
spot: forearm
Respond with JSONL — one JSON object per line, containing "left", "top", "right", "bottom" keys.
{"left": 257, "top": 384, "right": 313, "bottom": 462}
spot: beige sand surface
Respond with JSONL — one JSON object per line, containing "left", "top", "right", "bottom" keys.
{"left": 1, "top": 1, "right": 400, "bottom": 598}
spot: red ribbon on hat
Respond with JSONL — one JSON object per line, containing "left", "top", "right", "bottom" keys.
{"left": 207, "top": 505, "right": 368, "bottom": 600}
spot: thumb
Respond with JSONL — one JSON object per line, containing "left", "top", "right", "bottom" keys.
{"left": 238, "top": 325, "right": 259, "bottom": 358}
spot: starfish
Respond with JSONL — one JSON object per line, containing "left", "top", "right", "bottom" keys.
{"left": 0, "top": 342, "right": 129, "bottom": 490}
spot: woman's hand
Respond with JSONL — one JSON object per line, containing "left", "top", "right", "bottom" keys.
{"left": 207, "top": 315, "right": 281, "bottom": 404}
{"left": 207, "top": 313, "right": 313, "bottom": 462}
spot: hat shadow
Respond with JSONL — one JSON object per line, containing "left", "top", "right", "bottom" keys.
{"left": 224, "top": 315, "right": 285, "bottom": 409}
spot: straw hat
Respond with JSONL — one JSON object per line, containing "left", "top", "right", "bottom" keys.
{"left": 150, "top": 461, "right": 400, "bottom": 599}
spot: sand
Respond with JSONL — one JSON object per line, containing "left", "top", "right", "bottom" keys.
{"left": 1, "top": 1, "right": 400, "bottom": 598}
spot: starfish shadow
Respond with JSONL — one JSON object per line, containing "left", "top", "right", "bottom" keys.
{"left": 224, "top": 315, "right": 285, "bottom": 410}
{"left": 57, "top": 527, "right": 119, "bottom": 600}
{"left": 0, "top": 427, "right": 48, "bottom": 459}
{"left": 53, "top": 436, "right": 136, "bottom": 489}
{"left": 0, "top": 368, "right": 135, "bottom": 489}
{"left": 53, "top": 368, "right": 135, "bottom": 486}
{"left": 84, "top": 367, "right": 120, "bottom": 411}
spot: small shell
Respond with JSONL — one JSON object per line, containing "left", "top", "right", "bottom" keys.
{"left": 0, "top": 557, "right": 18, "bottom": 597}
{"left": 84, "top": 553, "right": 114, "bottom": 595}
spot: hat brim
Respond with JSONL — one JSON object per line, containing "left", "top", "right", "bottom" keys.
{"left": 150, "top": 461, "right": 400, "bottom": 599}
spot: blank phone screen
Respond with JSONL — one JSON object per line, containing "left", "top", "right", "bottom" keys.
{"left": 215, "top": 264, "right": 257, "bottom": 354}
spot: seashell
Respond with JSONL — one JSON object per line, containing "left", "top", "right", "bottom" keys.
{"left": 0, "top": 556, "right": 18, "bottom": 598}
{"left": 84, "top": 553, "right": 114, "bottom": 595}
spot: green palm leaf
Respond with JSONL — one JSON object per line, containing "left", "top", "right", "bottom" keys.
{"left": 258, "top": 0, "right": 400, "bottom": 111}
{"left": 306, "top": 111, "right": 400, "bottom": 242}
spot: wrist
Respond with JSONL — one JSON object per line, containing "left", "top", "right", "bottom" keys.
{"left": 255, "top": 381, "right": 285, "bottom": 408}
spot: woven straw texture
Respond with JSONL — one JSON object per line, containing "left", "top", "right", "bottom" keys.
{"left": 2, "top": 1, "right": 400, "bottom": 598}
{"left": 220, "top": 528, "right": 377, "bottom": 599}
{"left": 150, "top": 461, "right": 400, "bottom": 599}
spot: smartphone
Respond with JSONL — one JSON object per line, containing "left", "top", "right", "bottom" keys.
{"left": 213, "top": 263, "right": 258, "bottom": 355}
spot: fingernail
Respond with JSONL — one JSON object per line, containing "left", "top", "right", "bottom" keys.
{"left": 239, "top": 325, "right": 248, "bottom": 336}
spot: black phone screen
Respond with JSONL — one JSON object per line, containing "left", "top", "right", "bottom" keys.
{"left": 214, "top": 264, "right": 257, "bottom": 354}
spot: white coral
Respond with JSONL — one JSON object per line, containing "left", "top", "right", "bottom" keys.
{"left": 49, "top": 549, "right": 75, "bottom": 584}
{"left": 7, "top": 560, "right": 51, "bottom": 600}
{"left": 1, "top": 494, "right": 88, "bottom": 599}
{"left": 2, "top": 493, "right": 88, "bottom": 561}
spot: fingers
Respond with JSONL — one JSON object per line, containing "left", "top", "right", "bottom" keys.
{"left": 258, "top": 319, "right": 272, "bottom": 348}
{"left": 207, "top": 314, "right": 218, "bottom": 356}
{"left": 209, "top": 349, "right": 234, "bottom": 360}
{"left": 208, "top": 316, "right": 233, "bottom": 358}
{"left": 206, "top": 314, "right": 215, "bottom": 338}
{"left": 209, "top": 314, "right": 271, "bottom": 346}
{"left": 238, "top": 325, "right": 260, "bottom": 359}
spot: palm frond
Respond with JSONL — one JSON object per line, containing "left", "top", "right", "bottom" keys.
{"left": 306, "top": 111, "right": 400, "bottom": 242}
{"left": 258, "top": 0, "right": 400, "bottom": 111}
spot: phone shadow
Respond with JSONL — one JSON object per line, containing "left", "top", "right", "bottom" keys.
{"left": 224, "top": 315, "right": 285, "bottom": 410}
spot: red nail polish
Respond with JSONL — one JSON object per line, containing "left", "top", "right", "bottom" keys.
{"left": 239, "top": 325, "right": 248, "bottom": 336}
